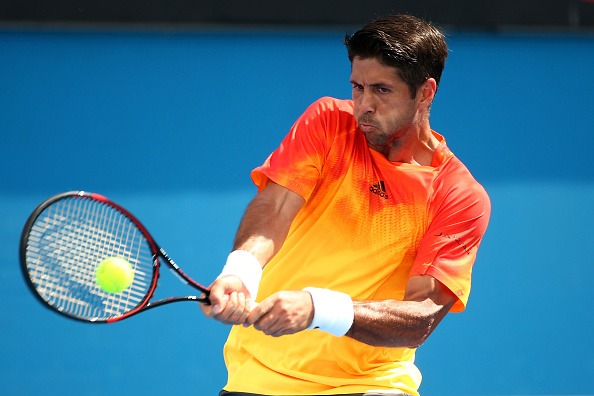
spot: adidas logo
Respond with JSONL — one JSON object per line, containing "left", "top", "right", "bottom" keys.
{"left": 370, "top": 181, "right": 388, "bottom": 199}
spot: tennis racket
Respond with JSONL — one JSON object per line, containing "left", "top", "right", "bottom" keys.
{"left": 19, "top": 191, "right": 211, "bottom": 323}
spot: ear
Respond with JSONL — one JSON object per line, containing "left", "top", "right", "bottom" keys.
{"left": 417, "top": 78, "right": 437, "bottom": 110}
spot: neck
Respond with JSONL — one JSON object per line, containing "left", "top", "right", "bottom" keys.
{"left": 370, "top": 123, "right": 439, "bottom": 165}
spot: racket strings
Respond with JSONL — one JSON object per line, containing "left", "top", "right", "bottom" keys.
{"left": 25, "top": 196, "right": 155, "bottom": 321}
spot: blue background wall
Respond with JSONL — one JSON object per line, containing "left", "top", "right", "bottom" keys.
{"left": 1, "top": 27, "right": 593, "bottom": 395}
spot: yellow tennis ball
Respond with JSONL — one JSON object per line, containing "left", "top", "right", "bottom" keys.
{"left": 95, "top": 257, "right": 134, "bottom": 293}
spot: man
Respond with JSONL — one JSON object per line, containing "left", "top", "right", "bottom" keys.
{"left": 201, "top": 14, "right": 491, "bottom": 396}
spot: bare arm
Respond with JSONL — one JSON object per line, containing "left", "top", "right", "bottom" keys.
{"left": 345, "top": 275, "right": 457, "bottom": 348}
{"left": 233, "top": 181, "right": 305, "bottom": 264}
{"left": 200, "top": 181, "right": 305, "bottom": 324}
{"left": 247, "top": 274, "right": 457, "bottom": 347}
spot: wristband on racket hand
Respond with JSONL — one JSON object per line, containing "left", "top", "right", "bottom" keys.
{"left": 217, "top": 250, "right": 263, "bottom": 300}
{"left": 303, "top": 287, "right": 354, "bottom": 337}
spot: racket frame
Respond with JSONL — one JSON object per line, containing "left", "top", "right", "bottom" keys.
{"left": 19, "top": 191, "right": 210, "bottom": 324}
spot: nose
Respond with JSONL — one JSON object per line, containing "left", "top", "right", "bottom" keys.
{"left": 358, "top": 90, "right": 375, "bottom": 114}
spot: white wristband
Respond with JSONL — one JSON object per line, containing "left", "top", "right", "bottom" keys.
{"left": 303, "top": 287, "right": 354, "bottom": 337}
{"left": 217, "top": 250, "right": 262, "bottom": 300}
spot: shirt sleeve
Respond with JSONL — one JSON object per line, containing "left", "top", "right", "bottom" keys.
{"left": 251, "top": 97, "right": 338, "bottom": 200}
{"left": 409, "top": 171, "right": 491, "bottom": 312}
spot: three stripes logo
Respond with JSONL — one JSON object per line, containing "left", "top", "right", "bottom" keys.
{"left": 370, "top": 181, "right": 388, "bottom": 199}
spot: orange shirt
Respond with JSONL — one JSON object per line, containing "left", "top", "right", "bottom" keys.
{"left": 223, "top": 97, "right": 490, "bottom": 395}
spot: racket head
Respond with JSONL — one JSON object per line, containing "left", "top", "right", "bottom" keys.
{"left": 19, "top": 191, "right": 159, "bottom": 323}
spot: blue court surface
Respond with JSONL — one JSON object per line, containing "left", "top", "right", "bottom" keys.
{"left": 1, "top": 26, "right": 593, "bottom": 395}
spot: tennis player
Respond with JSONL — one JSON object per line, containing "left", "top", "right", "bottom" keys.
{"left": 201, "top": 14, "right": 491, "bottom": 396}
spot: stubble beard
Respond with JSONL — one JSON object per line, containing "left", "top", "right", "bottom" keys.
{"left": 358, "top": 113, "right": 416, "bottom": 151}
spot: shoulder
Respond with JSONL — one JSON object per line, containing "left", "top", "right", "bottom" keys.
{"left": 311, "top": 96, "right": 354, "bottom": 111}
{"left": 295, "top": 97, "right": 357, "bottom": 141}
{"left": 434, "top": 149, "right": 491, "bottom": 220}
{"left": 302, "top": 97, "right": 355, "bottom": 120}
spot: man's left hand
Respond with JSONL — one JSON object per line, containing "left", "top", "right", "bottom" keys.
{"left": 245, "top": 290, "right": 314, "bottom": 337}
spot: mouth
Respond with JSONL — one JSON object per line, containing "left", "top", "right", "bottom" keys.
{"left": 357, "top": 115, "right": 377, "bottom": 133}
{"left": 358, "top": 123, "right": 377, "bottom": 133}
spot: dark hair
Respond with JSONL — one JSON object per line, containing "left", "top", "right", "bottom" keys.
{"left": 344, "top": 14, "right": 448, "bottom": 98}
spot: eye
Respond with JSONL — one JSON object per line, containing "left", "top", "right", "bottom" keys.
{"left": 377, "top": 86, "right": 390, "bottom": 93}
{"left": 352, "top": 83, "right": 363, "bottom": 91}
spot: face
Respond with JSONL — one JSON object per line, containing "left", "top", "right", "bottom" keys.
{"left": 350, "top": 57, "right": 420, "bottom": 152}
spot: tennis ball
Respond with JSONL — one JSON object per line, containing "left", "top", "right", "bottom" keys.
{"left": 95, "top": 257, "right": 134, "bottom": 293}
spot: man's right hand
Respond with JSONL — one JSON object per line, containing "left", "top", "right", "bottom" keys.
{"left": 200, "top": 276, "right": 253, "bottom": 325}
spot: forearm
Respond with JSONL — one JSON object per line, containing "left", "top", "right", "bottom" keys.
{"left": 206, "top": 183, "right": 304, "bottom": 321}
{"left": 232, "top": 181, "right": 305, "bottom": 266}
{"left": 345, "top": 298, "right": 449, "bottom": 348}
{"left": 233, "top": 197, "right": 289, "bottom": 265}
